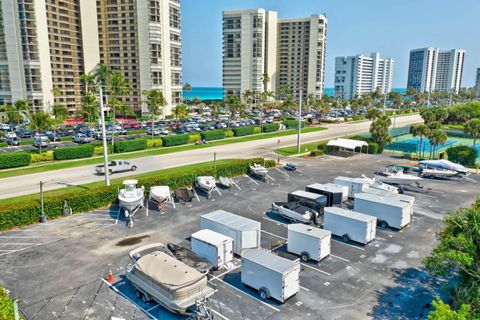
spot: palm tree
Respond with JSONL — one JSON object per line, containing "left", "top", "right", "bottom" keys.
{"left": 464, "top": 118, "right": 480, "bottom": 147}
{"left": 428, "top": 129, "right": 448, "bottom": 159}
{"left": 80, "top": 72, "right": 96, "bottom": 95}
{"left": 225, "top": 95, "right": 242, "bottom": 127}
{"left": 174, "top": 104, "right": 189, "bottom": 122}
{"left": 81, "top": 92, "right": 99, "bottom": 122}
{"left": 277, "top": 84, "right": 291, "bottom": 100}
{"left": 26, "top": 110, "right": 54, "bottom": 153}
{"left": 183, "top": 82, "right": 192, "bottom": 104}
{"left": 143, "top": 89, "right": 167, "bottom": 139}
{"left": 5, "top": 105, "right": 22, "bottom": 124}
{"left": 366, "top": 107, "right": 381, "bottom": 120}
{"left": 369, "top": 115, "right": 392, "bottom": 152}
{"left": 260, "top": 73, "right": 270, "bottom": 92}
{"left": 108, "top": 72, "right": 129, "bottom": 147}
{"left": 94, "top": 63, "right": 112, "bottom": 118}
{"left": 52, "top": 103, "right": 68, "bottom": 120}
{"left": 242, "top": 90, "right": 254, "bottom": 106}
{"left": 411, "top": 124, "right": 430, "bottom": 158}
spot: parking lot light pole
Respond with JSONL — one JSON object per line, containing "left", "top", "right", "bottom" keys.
{"left": 99, "top": 85, "right": 110, "bottom": 186}
{"left": 296, "top": 89, "right": 302, "bottom": 154}
{"left": 40, "top": 181, "right": 46, "bottom": 223}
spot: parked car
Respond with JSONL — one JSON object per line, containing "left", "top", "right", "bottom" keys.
{"left": 5, "top": 131, "right": 17, "bottom": 139}
{"left": 6, "top": 136, "right": 20, "bottom": 146}
{"left": 46, "top": 132, "right": 61, "bottom": 142}
{"left": 33, "top": 135, "right": 49, "bottom": 148}
{"left": 16, "top": 130, "right": 32, "bottom": 138}
{"left": 95, "top": 160, "right": 137, "bottom": 175}
{"left": 73, "top": 133, "right": 95, "bottom": 144}
{"left": 146, "top": 127, "right": 161, "bottom": 136}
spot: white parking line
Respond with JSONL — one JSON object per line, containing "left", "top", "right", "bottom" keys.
{"left": 245, "top": 175, "right": 259, "bottom": 185}
{"left": 300, "top": 263, "right": 332, "bottom": 276}
{"left": 146, "top": 304, "right": 160, "bottom": 312}
{"left": 211, "top": 309, "right": 231, "bottom": 320}
{"left": 210, "top": 265, "right": 240, "bottom": 281}
{"left": 274, "top": 167, "right": 288, "bottom": 177}
{"left": 261, "top": 230, "right": 286, "bottom": 240}
{"left": 262, "top": 216, "right": 288, "bottom": 227}
{"left": 211, "top": 278, "right": 280, "bottom": 312}
{"left": 0, "top": 236, "right": 59, "bottom": 239}
{"left": 331, "top": 239, "right": 365, "bottom": 251}
{"left": 0, "top": 238, "right": 64, "bottom": 257}
{"left": 0, "top": 250, "right": 13, "bottom": 252}
{"left": 0, "top": 242, "right": 47, "bottom": 246}
{"left": 330, "top": 254, "right": 350, "bottom": 263}
{"left": 299, "top": 285, "right": 310, "bottom": 292}
{"left": 101, "top": 279, "right": 158, "bottom": 319}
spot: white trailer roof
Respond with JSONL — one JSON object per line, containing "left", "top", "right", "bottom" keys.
{"left": 242, "top": 248, "right": 298, "bottom": 274}
{"left": 192, "top": 229, "right": 233, "bottom": 246}
{"left": 327, "top": 138, "right": 368, "bottom": 150}
{"left": 334, "top": 176, "right": 370, "bottom": 185}
{"left": 288, "top": 223, "right": 331, "bottom": 239}
{"left": 307, "top": 183, "right": 343, "bottom": 193}
{"left": 362, "top": 188, "right": 415, "bottom": 203}
{"left": 289, "top": 190, "right": 325, "bottom": 200}
{"left": 202, "top": 210, "right": 261, "bottom": 231}
{"left": 324, "top": 207, "right": 376, "bottom": 223}
{"left": 355, "top": 193, "right": 410, "bottom": 208}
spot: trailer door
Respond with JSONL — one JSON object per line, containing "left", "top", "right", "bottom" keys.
{"left": 242, "top": 230, "right": 259, "bottom": 250}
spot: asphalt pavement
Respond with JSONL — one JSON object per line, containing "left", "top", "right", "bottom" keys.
{"left": 0, "top": 115, "right": 421, "bottom": 199}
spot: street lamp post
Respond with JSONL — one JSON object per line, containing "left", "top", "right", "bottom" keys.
{"left": 296, "top": 89, "right": 303, "bottom": 154}
{"left": 40, "top": 181, "right": 46, "bottom": 223}
{"left": 99, "top": 85, "right": 110, "bottom": 186}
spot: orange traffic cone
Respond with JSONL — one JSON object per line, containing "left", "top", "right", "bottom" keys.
{"left": 108, "top": 270, "right": 115, "bottom": 283}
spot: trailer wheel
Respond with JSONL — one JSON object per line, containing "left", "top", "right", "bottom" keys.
{"left": 134, "top": 288, "right": 143, "bottom": 299}
{"left": 259, "top": 287, "right": 270, "bottom": 300}
{"left": 300, "top": 252, "right": 310, "bottom": 262}
{"left": 342, "top": 234, "right": 351, "bottom": 243}
{"left": 141, "top": 292, "right": 151, "bottom": 303}
{"left": 378, "top": 220, "right": 389, "bottom": 229}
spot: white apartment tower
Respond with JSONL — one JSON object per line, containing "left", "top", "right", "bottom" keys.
{"left": 407, "top": 48, "right": 465, "bottom": 93}
{"left": 222, "top": 9, "right": 327, "bottom": 101}
{"left": 334, "top": 53, "right": 394, "bottom": 100}
{"left": 0, "top": 0, "right": 99, "bottom": 112}
{"left": 97, "top": 0, "right": 182, "bottom": 115}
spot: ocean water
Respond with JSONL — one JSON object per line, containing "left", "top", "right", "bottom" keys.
{"left": 183, "top": 87, "right": 406, "bottom": 101}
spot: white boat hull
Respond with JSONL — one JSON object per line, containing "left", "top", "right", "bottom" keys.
{"left": 150, "top": 186, "right": 171, "bottom": 203}
{"left": 119, "top": 197, "right": 144, "bottom": 214}
{"left": 271, "top": 202, "right": 315, "bottom": 224}
{"left": 196, "top": 176, "right": 216, "bottom": 193}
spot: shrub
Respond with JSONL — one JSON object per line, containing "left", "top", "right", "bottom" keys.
{"left": 262, "top": 123, "right": 280, "bottom": 133}
{"left": 0, "top": 286, "right": 15, "bottom": 319}
{"left": 188, "top": 134, "right": 201, "bottom": 144}
{"left": 31, "top": 151, "right": 54, "bottom": 163}
{"left": 283, "top": 119, "right": 306, "bottom": 129}
{"left": 366, "top": 141, "right": 380, "bottom": 154}
{"left": 93, "top": 145, "right": 112, "bottom": 155}
{"left": 232, "top": 126, "right": 255, "bottom": 137}
{"left": 113, "top": 138, "right": 147, "bottom": 153}
{"left": 162, "top": 134, "right": 189, "bottom": 147}
{"left": 0, "top": 157, "right": 276, "bottom": 231}
{"left": 0, "top": 142, "right": 7, "bottom": 148}
{"left": 225, "top": 130, "right": 234, "bottom": 137}
{"left": 201, "top": 129, "right": 225, "bottom": 141}
{"left": 253, "top": 126, "right": 261, "bottom": 134}
{"left": 0, "top": 152, "right": 31, "bottom": 169}
{"left": 310, "top": 150, "right": 324, "bottom": 157}
{"left": 146, "top": 138, "right": 163, "bottom": 148}
{"left": 446, "top": 145, "right": 478, "bottom": 167}
{"left": 316, "top": 141, "right": 328, "bottom": 153}
{"left": 54, "top": 145, "right": 94, "bottom": 160}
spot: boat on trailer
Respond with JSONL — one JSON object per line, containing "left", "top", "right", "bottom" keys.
{"left": 149, "top": 186, "right": 172, "bottom": 211}
{"left": 118, "top": 180, "right": 145, "bottom": 228}
{"left": 219, "top": 176, "right": 234, "bottom": 190}
{"left": 250, "top": 163, "right": 268, "bottom": 181}
{"left": 419, "top": 160, "right": 468, "bottom": 176}
{"left": 271, "top": 201, "right": 319, "bottom": 224}
{"left": 196, "top": 176, "right": 216, "bottom": 198}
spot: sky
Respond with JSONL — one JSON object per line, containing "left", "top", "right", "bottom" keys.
{"left": 182, "top": 0, "right": 480, "bottom": 88}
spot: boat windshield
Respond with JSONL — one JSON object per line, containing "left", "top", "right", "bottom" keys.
{"left": 125, "top": 184, "right": 136, "bottom": 191}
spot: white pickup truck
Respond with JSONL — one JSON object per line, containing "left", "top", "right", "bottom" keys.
{"left": 95, "top": 160, "right": 137, "bottom": 175}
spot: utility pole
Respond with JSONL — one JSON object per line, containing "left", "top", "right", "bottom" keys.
{"left": 40, "top": 181, "right": 46, "bottom": 223}
{"left": 383, "top": 91, "right": 387, "bottom": 113}
{"left": 99, "top": 85, "right": 110, "bottom": 186}
{"left": 296, "top": 89, "right": 302, "bottom": 154}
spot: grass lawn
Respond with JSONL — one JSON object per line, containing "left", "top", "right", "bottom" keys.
{"left": 0, "top": 159, "right": 233, "bottom": 206}
{"left": 275, "top": 140, "right": 326, "bottom": 156}
{"left": 0, "top": 127, "right": 326, "bottom": 179}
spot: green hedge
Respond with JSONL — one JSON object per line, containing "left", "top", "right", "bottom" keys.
{"left": 113, "top": 138, "right": 147, "bottom": 153}
{"left": 162, "top": 134, "right": 189, "bottom": 147}
{"left": 310, "top": 150, "right": 324, "bottom": 157}
{"left": 0, "top": 142, "right": 7, "bottom": 148}
{"left": 232, "top": 126, "right": 255, "bottom": 137}
{"left": 0, "top": 152, "right": 31, "bottom": 169}
{"left": 201, "top": 129, "right": 225, "bottom": 141}
{"left": 0, "top": 286, "right": 15, "bottom": 320}
{"left": 53, "top": 145, "right": 94, "bottom": 160}
{"left": 0, "top": 158, "right": 276, "bottom": 231}
{"left": 262, "top": 123, "right": 280, "bottom": 133}
{"left": 446, "top": 145, "right": 478, "bottom": 167}
{"left": 283, "top": 119, "right": 306, "bottom": 129}
{"left": 365, "top": 141, "right": 380, "bottom": 154}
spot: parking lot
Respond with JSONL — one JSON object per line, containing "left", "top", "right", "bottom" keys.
{"left": 0, "top": 154, "right": 478, "bottom": 320}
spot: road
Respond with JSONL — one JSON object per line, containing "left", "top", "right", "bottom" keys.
{"left": 0, "top": 115, "right": 421, "bottom": 199}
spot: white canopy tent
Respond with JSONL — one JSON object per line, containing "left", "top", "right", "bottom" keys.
{"left": 327, "top": 138, "right": 369, "bottom": 154}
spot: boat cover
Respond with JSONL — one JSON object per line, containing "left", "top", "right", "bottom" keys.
{"left": 327, "top": 138, "right": 368, "bottom": 151}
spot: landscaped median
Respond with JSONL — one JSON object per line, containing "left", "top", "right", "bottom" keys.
{"left": 0, "top": 126, "right": 326, "bottom": 179}
{"left": 0, "top": 157, "right": 275, "bottom": 231}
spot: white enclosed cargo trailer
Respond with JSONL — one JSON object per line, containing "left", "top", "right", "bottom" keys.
{"left": 241, "top": 248, "right": 300, "bottom": 302}
{"left": 323, "top": 207, "right": 377, "bottom": 244}
{"left": 333, "top": 177, "right": 370, "bottom": 198}
{"left": 354, "top": 193, "right": 412, "bottom": 229}
{"left": 200, "top": 210, "right": 261, "bottom": 255}
{"left": 287, "top": 224, "right": 331, "bottom": 262}
{"left": 191, "top": 229, "right": 234, "bottom": 269}
{"left": 324, "top": 183, "right": 349, "bottom": 201}
{"left": 361, "top": 188, "right": 415, "bottom": 212}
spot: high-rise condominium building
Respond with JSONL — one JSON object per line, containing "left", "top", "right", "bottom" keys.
{"left": 334, "top": 53, "right": 394, "bottom": 100}
{"left": 0, "top": 0, "right": 99, "bottom": 112}
{"left": 97, "top": 0, "right": 182, "bottom": 114}
{"left": 222, "top": 9, "right": 327, "bottom": 101}
{"left": 407, "top": 48, "right": 465, "bottom": 93}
